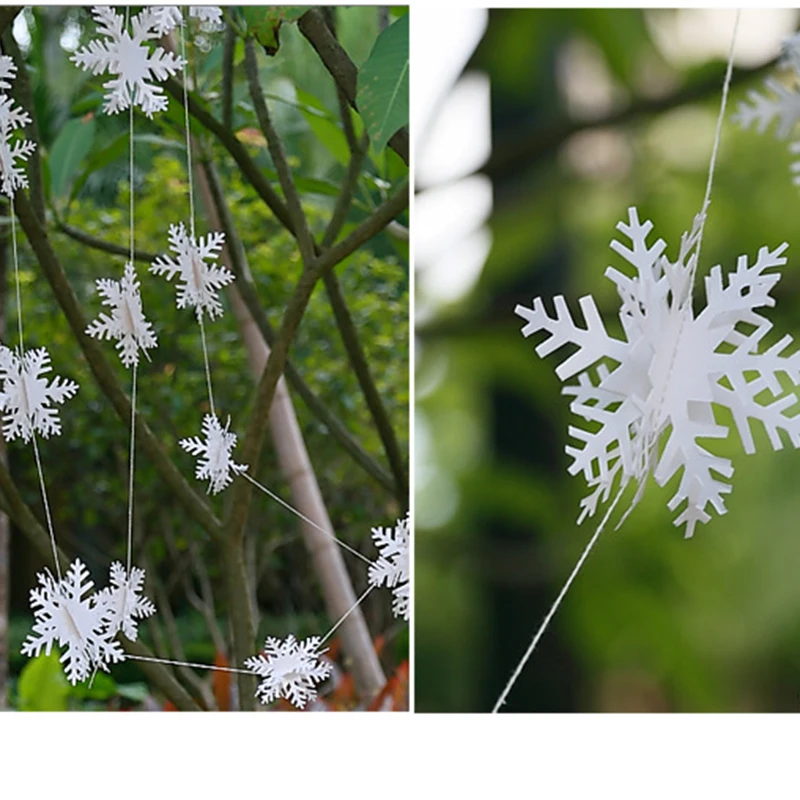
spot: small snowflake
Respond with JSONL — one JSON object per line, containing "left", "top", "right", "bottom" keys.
{"left": 179, "top": 413, "right": 247, "bottom": 494}
{"left": 21, "top": 558, "right": 125, "bottom": 685}
{"left": 0, "top": 346, "right": 79, "bottom": 442}
{"left": 244, "top": 635, "right": 332, "bottom": 709}
{"left": 150, "top": 6, "right": 224, "bottom": 35}
{"left": 100, "top": 562, "right": 156, "bottom": 641}
{"left": 0, "top": 59, "right": 37, "bottom": 198}
{"left": 86, "top": 262, "right": 158, "bottom": 368}
{"left": 150, "top": 222, "right": 234, "bottom": 320}
{"left": 71, "top": 6, "right": 186, "bottom": 118}
{"left": 516, "top": 207, "right": 800, "bottom": 537}
{"left": 368, "top": 514, "right": 410, "bottom": 621}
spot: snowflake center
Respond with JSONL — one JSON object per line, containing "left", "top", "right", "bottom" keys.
{"left": 117, "top": 33, "right": 151, "bottom": 85}
{"left": 119, "top": 293, "right": 137, "bottom": 336}
{"left": 189, "top": 249, "right": 206, "bottom": 294}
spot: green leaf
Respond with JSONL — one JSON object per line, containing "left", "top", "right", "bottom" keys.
{"left": 295, "top": 88, "right": 350, "bottom": 166}
{"left": 244, "top": 7, "right": 308, "bottom": 55}
{"left": 49, "top": 115, "right": 96, "bottom": 203}
{"left": 356, "top": 13, "right": 408, "bottom": 154}
{"left": 17, "top": 651, "right": 70, "bottom": 711}
{"left": 70, "top": 670, "right": 117, "bottom": 701}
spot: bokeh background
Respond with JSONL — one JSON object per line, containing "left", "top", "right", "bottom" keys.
{"left": 415, "top": 7, "right": 800, "bottom": 713}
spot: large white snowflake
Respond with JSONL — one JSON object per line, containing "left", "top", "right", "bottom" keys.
{"left": 21, "top": 558, "right": 125, "bottom": 685}
{"left": 516, "top": 207, "right": 800, "bottom": 538}
{"left": 71, "top": 6, "right": 186, "bottom": 118}
{"left": 150, "top": 6, "right": 225, "bottom": 35}
{"left": 86, "top": 262, "right": 158, "bottom": 368}
{"left": 0, "top": 346, "right": 79, "bottom": 442}
{"left": 244, "top": 634, "right": 332, "bottom": 709}
{"left": 368, "top": 513, "right": 410, "bottom": 621}
{"left": 150, "top": 223, "right": 234, "bottom": 320}
{"left": 179, "top": 413, "right": 247, "bottom": 494}
{"left": 0, "top": 57, "right": 37, "bottom": 198}
{"left": 100, "top": 562, "right": 156, "bottom": 641}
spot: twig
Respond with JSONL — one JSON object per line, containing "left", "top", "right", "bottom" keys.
{"left": 222, "top": 20, "right": 235, "bottom": 130}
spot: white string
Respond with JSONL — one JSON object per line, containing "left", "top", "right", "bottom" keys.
{"left": 197, "top": 310, "right": 216, "bottom": 417}
{"left": 127, "top": 653, "right": 251, "bottom": 675}
{"left": 31, "top": 432, "right": 61, "bottom": 582}
{"left": 179, "top": 14, "right": 197, "bottom": 242}
{"left": 318, "top": 584, "right": 374, "bottom": 646}
{"left": 126, "top": 363, "right": 137, "bottom": 573}
{"left": 240, "top": 471, "right": 372, "bottom": 565}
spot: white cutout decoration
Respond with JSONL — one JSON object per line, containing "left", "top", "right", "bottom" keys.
{"left": 21, "top": 558, "right": 125, "bottom": 685}
{"left": 71, "top": 6, "right": 186, "bottom": 118}
{"left": 515, "top": 207, "right": 800, "bottom": 537}
{"left": 86, "top": 261, "right": 158, "bottom": 368}
{"left": 0, "top": 346, "right": 79, "bottom": 442}
{"left": 179, "top": 413, "right": 247, "bottom": 494}
{"left": 244, "top": 634, "right": 332, "bottom": 709}
{"left": 150, "top": 223, "right": 234, "bottom": 320}
{"left": 0, "top": 54, "right": 37, "bottom": 197}
{"left": 150, "top": 6, "right": 225, "bottom": 35}
{"left": 102, "top": 562, "right": 157, "bottom": 641}
{"left": 368, "top": 513, "right": 410, "bottom": 621}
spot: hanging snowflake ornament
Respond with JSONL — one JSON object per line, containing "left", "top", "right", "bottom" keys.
{"left": 21, "top": 558, "right": 125, "bottom": 684}
{"left": 150, "top": 6, "right": 225, "bottom": 36}
{"left": 100, "top": 562, "right": 156, "bottom": 641}
{"left": 71, "top": 6, "right": 186, "bottom": 118}
{"left": 179, "top": 413, "right": 247, "bottom": 494}
{"left": 86, "top": 262, "right": 158, "bottom": 368}
{"left": 0, "top": 346, "right": 79, "bottom": 442}
{"left": 0, "top": 57, "right": 37, "bottom": 198}
{"left": 368, "top": 513, "right": 410, "bottom": 621}
{"left": 244, "top": 634, "right": 332, "bottom": 709}
{"left": 516, "top": 207, "right": 800, "bottom": 538}
{"left": 150, "top": 223, "right": 234, "bottom": 320}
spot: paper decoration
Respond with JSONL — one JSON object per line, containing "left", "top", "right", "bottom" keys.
{"left": 101, "top": 562, "right": 156, "bottom": 641}
{"left": 150, "top": 6, "right": 225, "bottom": 35}
{"left": 0, "top": 346, "right": 79, "bottom": 442}
{"left": 150, "top": 223, "right": 234, "bottom": 320}
{"left": 179, "top": 413, "right": 247, "bottom": 494}
{"left": 245, "top": 634, "right": 332, "bottom": 708}
{"left": 0, "top": 55, "right": 37, "bottom": 197}
{"left": 71, "top": 6, "right": 186, "bottom": 118}
{"left": 368, "top": 513, "right": 410, "bottom": 621}
{"left": 21, "top": 559, "right": 126, "bottom": 685}
{"left": 515, "top": 207, "right": 800, "bottom": 537}
{"left": 86, "top": 261, "right": 158, "bottom": 368}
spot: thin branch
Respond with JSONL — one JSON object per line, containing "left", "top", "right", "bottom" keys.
{"left": 0, "top": 8, "right": 20, "bottom": 41}
{"left": 57, "top": 219, "right": 157, "bottom": 263}
{"left": 322, "top": 131, "right": 369, "bottom": 248}
{"left": 222, "top": 20, "right": 235, "bottom": 130}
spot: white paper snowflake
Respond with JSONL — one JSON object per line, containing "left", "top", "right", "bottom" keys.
{"left": 0, "top": 346, "right": 79, "bottom": 442}
{"left": 515, "top": 207, "right": 800, "bottom": 538}
{"left": 368, "top": 514, "right": 410, "bottom": 621}
{"left": 150, "top": 223, "right": 234, "bottom": 320}
{"left": 86, "top": 262, "right": 158, "bottom": 368}
{"left": 244, "top": 634, "right": 332, "bottom": 708}
{"left": 71, "top": 6, "right": 186, "bottom": 118}
{"left": 21, "top": 558, "right": 125, "bottom": 684}
{"left": 0, "top": 66, "right": 37, "bottom": 198}
{"left": 100, "top": 561, "right": 156, "bottom": 641}
{"left": 179, "top": 413, "right": 247, "bottom": 494}
{"left": 150, "top": 6, "right": 225, "bottom": 35}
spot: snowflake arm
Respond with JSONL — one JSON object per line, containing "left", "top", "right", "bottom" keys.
{"left": 101, "top": 562, "right": 156, "bottom": 641}
{"left": 86, "top": 262, "right": 158, "bottom": 368}
{"left": 149, "top": 6, "right": 224, "bottom": 34}
{"left": 368, "top": 514, "right": 410, "bottom": 621}
{"left": 244, "top": 635, "right": 332, "bottom": 708}
{"left": 0, "top": 86, "right": 37, "bottom": 197}
{"left": 0, "top": 346, "right": 79, "bottom": 442}
{"left": 0, "top": 54, "right": 17, "bottom": 90}
{"left": 179, "top": 413, "right": 247, "bottom": 494}
{"left": 150, "top": 223, "right": 234, "bottom": 319}
{"left": 732, "top": 77, "right": 800, "bottom": 139}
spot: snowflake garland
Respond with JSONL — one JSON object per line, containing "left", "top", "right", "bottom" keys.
{"left": 0, "top": 55, "right": 37, "bottom": 197}
{"left": 179, "top": 413, "right": 247, "bottom": 494}
{"left": 0, "top": 346, "right": 79, "bottom": 442}
{"left": 150, "top": 6, "right": 225, "bottom": 36}
{"left": 368, "top": 514, "right": 410, "bottom": 621}
{"left": 86, "top": 261, "right": 158, "bottom": 368}
{"left": 21, "top": 559, "right": 126, "bottom": 684}
{"left": 71, "top": 6, "right": 186, "bottom": 118}
{"left": 101, "top": 562, "right": 157, "bottom": 641}
{"left": 244, "top": 635, "right": 332, "bottom": 709}
{"left": 150, "top": 223, "right": 235, "bottom": 320}
{"left": 516, "top": 207, "right": 800, "bottom": 537}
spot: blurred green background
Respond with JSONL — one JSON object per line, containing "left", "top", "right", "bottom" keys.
{"left": 415, "top": 8, "right": 800, "bottom": 713}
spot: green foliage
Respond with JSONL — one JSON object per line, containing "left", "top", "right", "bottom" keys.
{"left": 17, "top": 652, "right": 70, "bottom": 711}
{"left": 48, "top": 115, "right": 96, "bottom": 205}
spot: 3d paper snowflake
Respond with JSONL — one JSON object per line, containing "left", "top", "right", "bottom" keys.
{"left": 150, "top": 223, "right": 234, "bottom": 320}
{"left": 368, "top": 514, "right": 410, "bottom": 621}
{"left": 0, "top": 346, "right": 79, "bottom": 442}
{"left": 101, "top": 562, "right": 156, "bottom": 641}
{"left": 150, "top": 6, "right": 225, "bottom": 35}
{"left": 71, "top": 6, "right": 186, "bottom": 118}
{"left": 86, "top": 262, "right": 158, "bottom": 368}
{"left": 0, "top": 60, "right": 37, "bottom": 197}
{"left": 245, "top": 634, "right": 332, "bottom": 708}
{"left": 21, "top": 558, "right": 125, "bottom": 684}
{"left": 516, "top": 207, "right": 800, "bottom": 537}
{"left": 179, "top": 413, "right": 247, "bottom": 494}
